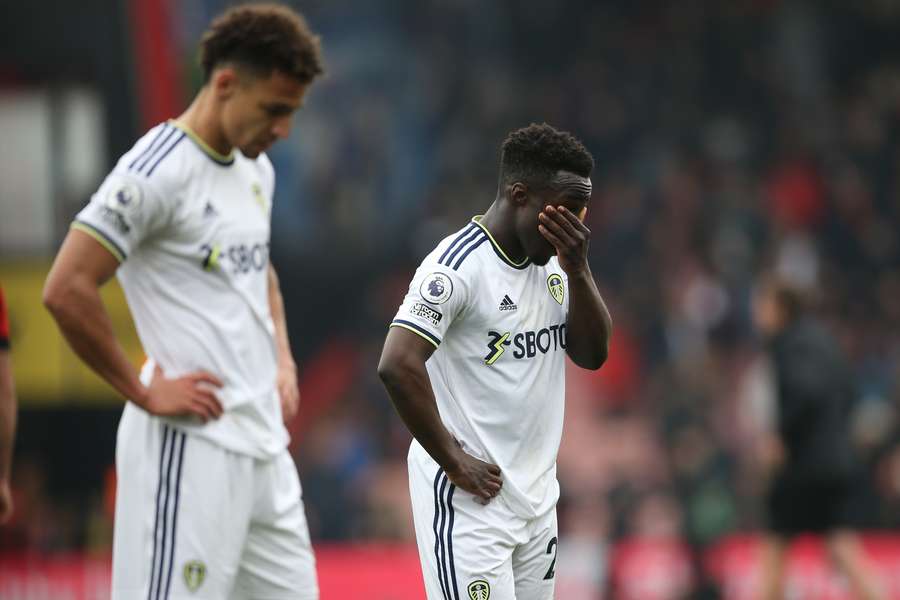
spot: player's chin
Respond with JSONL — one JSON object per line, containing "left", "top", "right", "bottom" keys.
{"left": 240, "top": 141, "right": 272, "bottom": 158}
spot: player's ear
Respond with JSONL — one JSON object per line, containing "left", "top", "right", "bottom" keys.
{"left": 508, "top": 182, "right": 528, "bottom": 207}
{"left": 210, "top": 66, "right": 239, "bottom": 100}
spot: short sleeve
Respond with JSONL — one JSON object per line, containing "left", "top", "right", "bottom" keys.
{"left": 72, "top": 171, "right": 169, "bottom": 263}
{"left": 390, "top": 262, "right": 470, "bottom": 348}
{"left": 547, "top": 258, "right": 570, "bottom": 314}
{"left": 0, "top": 286, "right": 9, "bottom": 349}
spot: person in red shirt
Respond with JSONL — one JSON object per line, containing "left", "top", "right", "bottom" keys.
{"left": 0, "top": 285, "right": 16, "bottom": 523}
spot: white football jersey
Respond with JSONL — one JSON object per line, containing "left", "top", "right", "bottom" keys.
{"left": 74, "top": 121, "right": 287, "bottom": 458}
{"left": 392, "top": 217, "right": 570, "bottom": 519}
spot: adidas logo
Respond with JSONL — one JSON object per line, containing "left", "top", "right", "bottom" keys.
{"left": 203, "top": 201, "right": 218, "bottom": 219}
{"left": 499, "top": 294, "right": 518, "bottom": 312}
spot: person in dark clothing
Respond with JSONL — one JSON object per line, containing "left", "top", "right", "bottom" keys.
{"left": 753, "top": 277, "right": 883, "bottom": 600}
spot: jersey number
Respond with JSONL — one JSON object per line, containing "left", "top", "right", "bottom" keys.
{"left": 543, "top": 536, "right": 558, "bottom": 580}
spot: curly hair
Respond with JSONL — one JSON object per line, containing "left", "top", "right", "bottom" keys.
{"left": 199, "top": 3, "right": 324, "bottom": 84}
{"left": 499, "top": 123, "right": 594, "bottom": 189}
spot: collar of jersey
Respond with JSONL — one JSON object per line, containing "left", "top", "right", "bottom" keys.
{"left": 471, "top": 216, "right": 531, "bottom": 270}
{"left": 167, "top": 120, "right": 235, "bottom": 166}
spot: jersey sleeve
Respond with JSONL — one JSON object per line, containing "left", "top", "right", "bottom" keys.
{"left": 255, "top": 152, "right": 276, "bottom": 221}
{"left": 390, "top": 260, "right": 471, "bottom": 349}
{"left": 72, "top": 171, "right": 170, "bottom": 263}
{"left": 0, "top": 286, "right": 9, "bottom": 349}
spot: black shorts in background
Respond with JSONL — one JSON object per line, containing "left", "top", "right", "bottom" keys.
{"left": 767, "top": 473, "right": 853, "bottom": 536}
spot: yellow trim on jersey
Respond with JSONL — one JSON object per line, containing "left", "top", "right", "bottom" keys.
{"left": 168, "top": 120, "right": 235, "bottom": 164}
{"left": 71, "top": 222, "right": 125, "bottom": 263}
{"left": 390, "top": 322, "right": 440, "bottom": 349}
{"left": 471, "top": 216, "right": 529, "bottom": 268}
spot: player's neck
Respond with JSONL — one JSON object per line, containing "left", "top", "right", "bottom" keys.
{"left": 481, "top": 203, "right": 527, "bottom": 264}
{"left": 176, "top": 91, "right": 234, "bottom": 157}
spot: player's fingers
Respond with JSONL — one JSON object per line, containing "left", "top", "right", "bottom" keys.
{"left": 544, "top": 206, "right": 578, "bottom": 238}
{"left": 546, "top": 206, "right": 581, "bottom": 238}
{"left": 538, "top": 211, "right": 571, "bottom": 242}
{"left": 190, "top": 371, "right": 224, "bottom": 388}
{"left": 478, "top": 485, "right": 496, "bottom": 499}
{"left": 488, "top": 464, "right": 501, "bottom": 476}
{"left": 194, "top": 391, "right": 223, "bottom": 418}
{"left": 556, "top": 206, "right": 591, "bottom": 234}
{"left": 195, "top": 387, "right": 223, "bottom": 410}
{"left": 187, "top": 402, "right": 210, "bottom": 423}
{"left": 282, "top": 398, "right": 298, "bottom": 421}
{"left": 187, "top": 395, "right": 213, "bottom": 420}
{"left": 538, "top": 224, "right": 566, "bottom": 251}
{"left": 282, "top": 383, "right": 299, "bottom": 404}
{"left": 198, "top": 399, "right": 219, "bottom": 422}
{"left": 280, "top": 386, "right": 298, "bottom": 414}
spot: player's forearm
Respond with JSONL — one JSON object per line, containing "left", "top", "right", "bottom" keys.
{"left": 267, "top": 265, "right": 295, "bottom": 368}
{"left": 44, "top": 278, "right": 148, "bottom": 406}
{"left": 565, "top": 269, "right": 611, "bottom": 370}
{"left": 377, "top": 359, "right": 462, "bottom": 472}
{"left": 0, "top": 353, "right": 16, "bottom": 481}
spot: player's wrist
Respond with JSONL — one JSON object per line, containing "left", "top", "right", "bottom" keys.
{"left": 565, "top": 265, "right": 592, "bottom": 281}
{"left": 133, "top": 383, "right": 153, "bottom": 412}
{"left": 439, "top": 444, "right": 466, "bottom": 475}
{"left": 277, "top": 357, "right": 297, "bottom": 372}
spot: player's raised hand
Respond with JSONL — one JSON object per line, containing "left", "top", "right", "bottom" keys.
{"left": 144, "top": 365, "right": 224, "bottom": 422}
{"left": 277, "top": 361, "right": 300, "bottom": 425}
{"left": 538, "top": 205, "right": 590, "bottom": 275}
{"left": 445, "top": 448, "right": 503, "bottom": 505}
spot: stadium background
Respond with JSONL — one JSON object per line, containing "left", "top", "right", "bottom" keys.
{"left": 1, "top": 0, "right": 900, "bottom": 598}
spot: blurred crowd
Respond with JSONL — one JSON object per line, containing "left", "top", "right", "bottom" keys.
{"left": 4, "top": 0, "right": 900, "bottom": 595}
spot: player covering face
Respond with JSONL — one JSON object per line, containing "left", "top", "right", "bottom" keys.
{"left": 379, "top": 123, "right": 612, "bottom": 600}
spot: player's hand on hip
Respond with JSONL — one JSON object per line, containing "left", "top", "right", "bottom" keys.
{"left": 144, "top": 364, "right": 224, "bottom": 422}
{"left": 445, "top": 451, "right": 503, "bottom": 505}
{"left": 538, "top": 205, "right": 591, "bottom": 276}
{"left": 0, "top": 478, "right": 13, "bottom": 524}
{"left": 277, "top": 361, "right": 300, "bottom": 425}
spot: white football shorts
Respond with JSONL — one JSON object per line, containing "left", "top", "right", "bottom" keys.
{"left": 408, "top": 441, "right": 558, "bottom": 600}
{"left": 111, "top": 404, "right": 318, "bottom": 600}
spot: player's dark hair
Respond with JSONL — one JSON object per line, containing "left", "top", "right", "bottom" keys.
{"left": 200, "top": 3, "right": 324, "bottom": 84}
{"left": 499, "top": 123, "right": 594, "bottom": 190}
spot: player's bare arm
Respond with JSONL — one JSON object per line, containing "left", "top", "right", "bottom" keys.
{"left": 378, "top": 327, "right": 503, "bottom": 503}
{"left": 538, "top": 204, "right": 611, "bottom": 370}
{"left": 268, "top": 264, "right": 300, "bottom": 424}
{"left": 43, "top": 229, "right": 224, "bottom": 421}
{"left": 0, "top": 348, "right": 16, "bottom": 523}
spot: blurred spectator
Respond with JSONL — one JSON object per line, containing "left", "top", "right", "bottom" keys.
{"left": 752, "top": 277, "right": 884, "bottom": 600}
